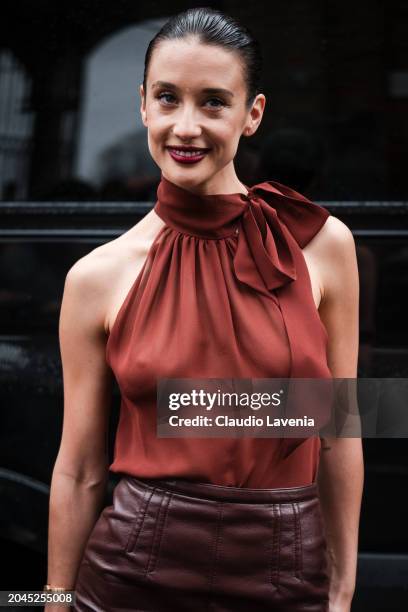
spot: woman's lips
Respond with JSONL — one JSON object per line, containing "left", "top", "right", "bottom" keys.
{"left": 167, "top": 147, "right": 211, "bottom": 164}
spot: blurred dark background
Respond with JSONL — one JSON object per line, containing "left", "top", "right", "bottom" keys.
{"left": 1, "top": 2, "right": 408, "bottom": 611}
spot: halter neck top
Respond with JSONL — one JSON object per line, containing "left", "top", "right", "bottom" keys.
{"left": 106, "top": 173, "right": 332, "bottom": 488}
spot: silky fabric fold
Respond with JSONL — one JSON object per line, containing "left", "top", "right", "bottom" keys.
{"left": 155, "top": 176, "right": 329, "bottom": 297}
{"left": 105, "top": 173, "right": 332, "bottom": 488}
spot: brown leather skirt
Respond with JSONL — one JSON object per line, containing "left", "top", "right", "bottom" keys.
{"left": 73, "top": 476, "right": 330, "bottom": 611}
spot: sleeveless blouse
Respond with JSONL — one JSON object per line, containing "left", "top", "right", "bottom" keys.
{"left": 105, "top": 174, "right": 332, "bottom": 488}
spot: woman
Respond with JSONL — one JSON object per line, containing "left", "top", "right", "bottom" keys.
{"left": 45, "top": 7, "right": 363, "bottom": 612}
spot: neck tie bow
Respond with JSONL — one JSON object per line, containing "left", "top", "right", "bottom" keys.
{"left": 233, "top": 180, "right": 329, "bottom": 296}
{"left": 155, "top": 175, "right": 330, "bottom": 298}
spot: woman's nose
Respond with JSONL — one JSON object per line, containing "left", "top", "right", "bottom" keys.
{"left": 172, "top": 107, "right": 202, "bottom": 138}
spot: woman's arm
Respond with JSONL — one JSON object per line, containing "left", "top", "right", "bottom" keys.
{"left": 312, "top": 216, "right": 364, "bottom": 610}
{"left": 45, "top": 252, "right": 114, "bottom": 608}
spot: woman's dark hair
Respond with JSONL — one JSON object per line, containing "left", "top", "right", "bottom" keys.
{"left": 143, "top": 7, "right": 263, "bottom": 110}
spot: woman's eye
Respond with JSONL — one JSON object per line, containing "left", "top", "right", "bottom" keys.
{"left": 206, "top": 98, "right": 225, "bottom": 108}
{"left": 158, "top": 93, "right": 176, "bottom": 105}
{"left": 157, "top": 93, "right": 225, "bottom": 109}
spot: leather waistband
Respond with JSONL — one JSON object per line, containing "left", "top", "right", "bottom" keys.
{"left": 122, "top": 475, "right": 319, "bottom": 504}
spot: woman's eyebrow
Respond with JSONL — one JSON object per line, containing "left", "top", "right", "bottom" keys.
{"left": 151, "top": 81, "right": 234, "bottom": 97}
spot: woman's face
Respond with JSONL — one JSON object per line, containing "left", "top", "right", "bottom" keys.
{"left": 140, "top": 37, "right": 265, "bottom": 193}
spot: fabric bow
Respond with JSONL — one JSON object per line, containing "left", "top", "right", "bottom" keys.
{"left": 155, "top": 174, "right": 330, "bottom": 298}
{"left": 233, "top": 180, "right": 329, "bottom": 295}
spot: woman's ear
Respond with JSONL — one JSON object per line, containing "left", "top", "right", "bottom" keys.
{"left": 140, "top": 84, "right": 147, "bottom": 127}
{"left": 245, "top": 93, "right": 266, "bottom": 137}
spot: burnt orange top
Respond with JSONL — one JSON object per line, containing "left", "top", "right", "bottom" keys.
{"left": 106, "top": 174, "right": 332, "bottom": 488}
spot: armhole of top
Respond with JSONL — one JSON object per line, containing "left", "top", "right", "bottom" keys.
{"left": 105, "top": 224, "right": 169, "bottom": 364}
{"left": 297, "top": 213, "right": 331, "bottom": 345}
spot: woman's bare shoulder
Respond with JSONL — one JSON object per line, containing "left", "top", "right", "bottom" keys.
{"left": 64, "top": 210, "right": 166, "bottom": 331}
{"left": 320, "top": 214, "right": 354, "bottom": 244}
{"left": 302, "top": 215, "right": 356, "bottom": 309}
{"left": 304, "top": 214, "right": 355, "bottom": 260}
{"left": 306, "top": 215, "right": 357, "bottom": 302}
{"left": 68, "top": 211, "right": 160, "bottom": 281}
{"left": 66, "top": 229, "right": 141, "bottom": 304}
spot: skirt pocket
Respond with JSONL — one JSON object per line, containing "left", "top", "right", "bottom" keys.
{"left": 270, "top": 502, "right": 303, "bottom": 587}
{"left": 297, "top": 497, "right": 330, "bottom": 584}
{"left": 125, "top": 486, "right": 154, "bottom": 554}
{"left": 269, "top": 498, "right": 329, "bottom": 607}
{"left": 124, "top": 486, "right": 172, "bottom": 575}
